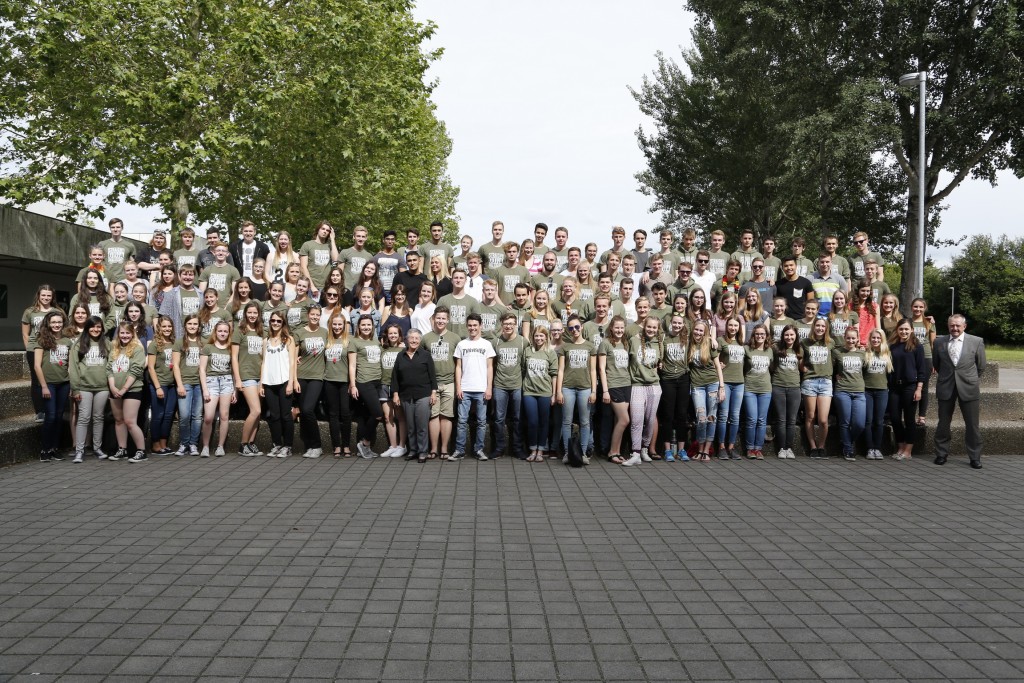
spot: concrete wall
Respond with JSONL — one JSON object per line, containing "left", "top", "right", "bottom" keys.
{"left": 0, "top": 207, "right": 145, "bottom": 350}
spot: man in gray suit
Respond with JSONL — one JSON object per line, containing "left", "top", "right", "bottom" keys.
{"left": 933, "top": 314, "right": 987, "bottom": 468}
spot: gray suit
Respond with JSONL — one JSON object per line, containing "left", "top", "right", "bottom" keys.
{"left": 933, "top": 332, "right": 986, "bottom": 463}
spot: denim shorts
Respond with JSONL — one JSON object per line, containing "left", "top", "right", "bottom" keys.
{"left": 241, "top": 379, "right": 259, "bottom": 388}
{"left": 801, "top": 377, "right": 833, "bottom": 397}
{"left": 205, "top": 375, "right": 235, "bottom": 397}
{"left": 379, "top": 384, "right": 391, "bottom": 402}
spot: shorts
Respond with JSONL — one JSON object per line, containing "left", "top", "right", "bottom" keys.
{"left": 205, "top": 375, "right": 236, "bottom": 397}
{"left": 122, "top": 390, "right": 145, "bottom": 402}
{"left": 241, "top": 379, "right": 259, "bottom": 388}
{"left": 379, "top": 384, "right": 391, "bottom": 402}
{"left": 608, "top": 386, "right": 631, "bottom": 403}
{"left": 801, "top": 377, "right": 833, "bottom": 397}
{"left": 431, "top": 382, "right": 455, "bottom": 418}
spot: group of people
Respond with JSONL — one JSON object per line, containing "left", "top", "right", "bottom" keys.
{"left": 22, "top": 217, "right": 987, "bottom": 467}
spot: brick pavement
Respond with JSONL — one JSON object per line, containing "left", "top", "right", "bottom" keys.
{"left": 1, "top": 454, "right": 1023, "bottom": 681}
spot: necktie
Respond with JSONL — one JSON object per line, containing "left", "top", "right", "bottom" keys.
{"left": 950, "top": 338, "right": 961, "bottom": 365}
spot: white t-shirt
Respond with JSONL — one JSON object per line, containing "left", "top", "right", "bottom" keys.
{"left": 454, "top": 337, "right": 495, "bottom": 392}
{"left": 411, "top": 303, "right": 436, "bottom": 334}
{"left": 465, "top": 275, "right": 488, "bottom": 302}
{"left": 241, "top": 242, "right": 256, "bottom": 278}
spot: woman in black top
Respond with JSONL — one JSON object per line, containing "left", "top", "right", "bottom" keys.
{"left": 888, "top": 318, "right": 927, "bottom": 460}
{"left": 391, "top": 328, "right": 437, "bottom": 463}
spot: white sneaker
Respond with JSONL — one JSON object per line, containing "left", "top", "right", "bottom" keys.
{"left": 380, "top": 446, "right": 397, "bottom": 458}
{"left": 73, "top": 452, "right": 84, "bottom": 464}
{"left": 214, "top": 446, "right": 225, "bottom": 457}
{"left": 581, "top": 455, "right": 591, "bottom": 466}
{"left": 200, "top": 447, "right": 210, "bottom": 458}
{"left": 95, "top": 449, "right": 108, "bottom": 460}
{"left": 622, "top": 453, "right": 642, "bottom": 467}
{"left": 303, "top": 448, "right": 322, "bottom": 459}
{"left": 189, "top": 445, "right": 200, "bottom": 456}
{"left": 640, "top": 448, "right": 652, "bottom": 463}
{"left": 777, "top": 449, "right": 787, "bottom": 459}
{"left": 391, "top": 446, "right": 407, "bottom": 458}
{"left": 174, "top": 445, "right": 187, "bottom": 456}
{"left": 267, "top": 445, "right": 281, "bottom": 457}
{"left": 278, "top": 447, "right": 291, "bottom": 458}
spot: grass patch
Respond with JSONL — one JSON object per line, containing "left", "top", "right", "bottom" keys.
{"left": 985, "top": 345, "right": 1024, "bottom": 364}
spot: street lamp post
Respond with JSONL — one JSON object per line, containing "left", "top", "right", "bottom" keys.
{"left": 898, "top": 71, "right": 927, "bottom": 305}
{"left": 950, "top": 286, "right": 955, "bottom": 315}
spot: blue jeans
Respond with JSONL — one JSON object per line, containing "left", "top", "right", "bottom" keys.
{"left": 523, "top": 395, "right": 551, "bottom": 451}
{"left": 835, "top": 391, "right": 866, "bottom": 454}
{"left": 716, "top": 382, "right": 744, "bottom": 445}
{"left": 150, "top": 384, "right": 177, "bottom": 441}
{"left": 176, "top": 384, "right": 204, "bottom": 447}
{"left": 456, "top": 391, "right": 487, "bottom": 454}
{"left": 493, "top": 387, "right": 523, "bottom": 454}
{"left": 42, "top": 382, "right": 70, "bottom": 451}
{"left": 742, "top": 391, "right": 771, "bottom": 450}
{"left": 561, "top": 387, "right": 592, "bottom": 454}
{"left": 864, "top": 388, "right": 889, "bottom": 450}
{"left": 691, "top": 382, "right": 720, "bottom": 443}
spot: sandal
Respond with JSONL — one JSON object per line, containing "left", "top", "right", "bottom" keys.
{"left": 609, "top": 455, "right": 624, "bottom": 465}
{"left": 333, "top": 448, "right": 342, "bottom": 458}
{"left": 916, "top": 416, "right": 926, "bottom": 425}
{"left": 343, "top": 449, "right": 353, "bottom": 458}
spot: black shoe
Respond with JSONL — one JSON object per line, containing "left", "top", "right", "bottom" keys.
{"left": 49, "top": 450, "right": 64, "bottom": 461}
{"left": 970, "top": 460, "right": 982, "bottom": 469}
{"left": 933, "top": 455, "right": 947, "bottom": 465}
{"left": 109, "top": 448, "right": 128, "bottom": 461}
{"left": 489, "top": 450, "right": 505, "bottom": 460}
{"left": 128, "top": 450, "right": 148, "bottom": 463}
{"left": 39, "top": 452, "right": 52, "bottom": 462}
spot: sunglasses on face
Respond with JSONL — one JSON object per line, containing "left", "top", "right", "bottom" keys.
{"left": 855, "top": 239, "right": 866, "bottom": 244}
{"left": 569, "top": 325, "right": 581, "bottom": 331}
{"left": 697, "top": 259, "right": 709, "bottom": 264}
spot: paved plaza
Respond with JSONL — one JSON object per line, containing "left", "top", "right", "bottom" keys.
{"left": 0, "top": 453, "right": 1022, "bottom": 682}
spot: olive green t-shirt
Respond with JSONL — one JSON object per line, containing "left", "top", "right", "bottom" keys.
{"left": 832, "top": 347, "right": 866, "bottom": 392}
{"left": 178, "top": 288, "right": 202, "bottom": 318}
{"left": 231, "top": 328, "right": 265, "bottom": 381}
{"left": 490, "top": 265, "right": 530, "bottom": 304}
{"left": 173, "top": 339, "right": 203, "bottom": 384}
{"left": 98, "top": 238, "right": 136, "bottom": 282}
{"left": 912, "top": 321, "right": 934, "bottom": 358}
{"left": 286, "top": 298, "right": 315, "bottom": 332}
{"left": 864, "top": 353, "right": 890, "bottom": 390}
{"left": 323, "top": 339, "right": 349, "bottom": 383}
{"left": 70, "top": 340, "right": 109, "bottom": 392}
{"left": 349, "top": 337, "right": 382, "bottom": 384}
{"left": 381, "top": 346, "right": 402, "bottom": 386}
{"left": 769, "top": 316, "right": 795, "bottom": 343}
{"left": 38, "top": 338, "right": 74, "bottom": 384}
{"left": 104, "top": 303, "right": 128, "bottom": 332}
{"left": 828, "top": 312, "right": 860, "bottom": 343}
{"left": 598, "top": 339, "right": 631, "bottom": 389}
{"left": 661, "top": 333, "right": 688, "bottom": 379}
{"left": 22, "top": 307, "right": 53, "bottom": 352}
{"left": 294, "top": 327, "right": 328, "bottom": 380}
{"left": 744, "top": 347, "right": 773, "bottom": 393}
{"left": 174, "top": 248, "right": 200, "bottom": 270}
{"left": 629, "top": 335, "right": 662, "bottom": 385}
{"left": 108, "top": 345, "right": 147, "bottom": 388}
{"left": 300, "top": 240, "right": 334, "bottom": 289}
{"left": 422, "top": 330, "right": 459, "bottom": 384}
{"left": 558, "top": 340, "right": 594, "bottom": 390}
{"left": 338, "top": 246, "right": 370, "bottom": 291}
{"left": 801, "top": 339, "right": 835, "bottom": 379}
{"left": 436, "top": 294, "right": 480, "bottom": 338}
{"left": 522, "top": 346, "right": 557, "bottom": 396}
{"left": 199, "top": 264, "right": 240, "bottom": 306}
{"left": 201, "top": 343, "right": 233, "bottom": 378}
{"left": 718, "top": 337, "right": 746, "bottom": 384}
{"left": 69, "top": 293, "right": 105, "bottom": 319}
{"left": 793, "top": 319, "right": 813, "bottom": 343}
{"left": 772, "top": 347, "right": 801, "bottom": 388}
{"left": 147, "top": 340, "right": 176, "bottom": 386}
{"left": 493, "top": 335, "right": 527, "bottom": 390}
{"left": 688, "top": 349, "right": 719, "bottom": 387}
{"left": 262, "top": 301, "right": 288, "bottom": 328}
{"left": 200, "top": 312, "right": 227, "bottom": 341}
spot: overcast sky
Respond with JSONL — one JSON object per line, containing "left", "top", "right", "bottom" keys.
{"left": 411, "top": 0, "right": 1022, "bottom": 266}
{"left": 48, "top": 0, "right": 1021, "bottom": 267}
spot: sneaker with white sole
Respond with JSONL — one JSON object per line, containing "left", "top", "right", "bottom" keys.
{"left": 302, "top": 448, "right": 322, "bottom": 459}
{"left": 475, "top": 450, "right": 488, "bottom": 461}
{"left": 249, "top": 444, "right": 264, "bottom": 456}
{"left": 622, "top": 453, "right": 642, "bottom": 467}
{"left": 108, "top": 448, "right": 127, "bottom": 461}
{"left": 189, "top": 445, "right": 200, "bottom": 456}
{"left": 449, "top": 451, "right": 465, "bottom": 461}
{"left": 214, "top": 446, "right": 225, "bottom": 457}
{"left": 278, "top": 447, "right": 291, "bottom": 458}
{"left": 640, "top": 448, "right": 652, "bottom": 462}
{"left": 391, "top": 446, "right": 407, "bottom": 458}
{"left": 174, "top": 445, "right": 187, "bottom": 456}
{"left": 380, "top": 446, "right": 397, "bottom": 458}
{"left": 200, "top": 447, "right": 210, "bottom": 458}
{"left": 73, "top": 451, "right": 84, "bottom": 464}
{"left": 95, "top": 449, "right": 108, "bottom": 460}
{"left": 267, "top": 445, "right": 281, "bottom": 457}
{"left": 128, "top": 450, "right": 148, "bottom": 463}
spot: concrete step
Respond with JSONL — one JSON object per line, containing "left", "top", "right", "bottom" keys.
{"left": 0, "top": 379, "right": 34, "bottom": 421}
{"left": 0, "top": 352, "right": 29, "bottom": 383}
{"left": 1, "top": 412, "right": 1017, "bottom": 468}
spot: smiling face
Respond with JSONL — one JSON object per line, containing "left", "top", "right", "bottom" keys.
{"left": 185, "top": 318, "right": 200, "bottom": 337}
{"left": 204, "top": 289, "right": 218, "bottom": 308}
{"left": 387, "top": 326, "right": 402, "bottom": 345}
{"left": 782, "top": 328, "right": 796, "bottom": 348}
{"left": 48, "top": 315, "right": 64, "bottom": 335}
{"left": 330, "top": 316, "right": 346, "bottom": 338}
{"left": 87, "top": 321, "right": 104, "bottom": 340}
{"left": 118, "top": 326, "right": 134, "bottom": 345}
{"left": 159, "top": 318, "right": 175, "bottom": 341}
{"left": 869, "top": 329, "right": 883, "bottom": 351}
{"left": 726, "top": 318, "right": 741, "bottom": 338}
{"left": 113, "top": 285, "right": 128, "bottom": 304}
{"left": 307, "top": 307, "right": 321, "bottom": 327}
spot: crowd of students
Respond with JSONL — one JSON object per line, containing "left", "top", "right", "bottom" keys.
{"left": 23, "top": 217, "right": 943, "bottom": 466}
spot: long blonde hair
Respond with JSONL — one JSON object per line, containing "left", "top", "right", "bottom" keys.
{"left": 865, "top": 328, "right": 894, "bottom": 371}
{"left": 111, "top": 321, "right": 141, "bottom": 360}
{"left": 687, "top": 320, "right": 714, "bottom": 366}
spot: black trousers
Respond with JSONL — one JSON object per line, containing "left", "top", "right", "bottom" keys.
{"left": 322, "top": 380, "right": 351, "bottom": 450}
{"left": 355, "top": 381, "right": 383, "bottom": 443}
{"left": 934, "top": 392, "right": 982, "bottom": 462}
{"left": 889, "top": 384, "right": 918, "bottom": 445}
{"left": 658, "top": 374, "right": 691, "bottom": 443}
{"left": 264, "top": 382, "right": 294, "bottom": 447}
{"left": 297, "top": 379, "right": 323, "bottom": 449}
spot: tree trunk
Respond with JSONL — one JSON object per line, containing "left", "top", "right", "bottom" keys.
{"left": 170, "top": 182, "right": 191, "bottom": 239}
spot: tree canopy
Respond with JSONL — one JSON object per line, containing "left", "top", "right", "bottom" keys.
{"left": 0, "top": 0, "right": 459, "bottom": 243}
{"left": 634, "top": 0, "right": 1023, "bottom": 304}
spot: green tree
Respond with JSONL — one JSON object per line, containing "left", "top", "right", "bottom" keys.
{"left": 0, "top": 0, "right": 458, "bottom": 244}
{"left": 635, "top": 1, "right": 1024, "bottom": 295}
{"left": 933, "top": 235, "right": 1024, "bottom": 344}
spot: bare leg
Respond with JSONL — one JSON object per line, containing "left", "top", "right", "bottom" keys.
{"left": 121, "top": 399, "right": 146, "bottom": 450}
{"left": 440, "top": 416, "right": 453, "bottom": 454}
{"left": 816, "top": 396, "right": 831, "bottom": 451}
{"left": 609, "top": 402, "right": 629, "bottom": 458}
{"left": 241, "top": 386, "right": 261, "bottom": 444}
{"left": 803, "top": 396, "right": 818, "bottom": 448}
{"left": 110, "top": 398, "right": 127, "bottom": 449}
{"left": 217, "top": 395, "right": 231, "bottom": 447}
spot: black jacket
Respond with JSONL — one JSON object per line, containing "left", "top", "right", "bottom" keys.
{"left": 392, "top": 346, "right": 438, "bottom": 401}
{"left": 229, "top": 239, "right": 271, "bottom": 275}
